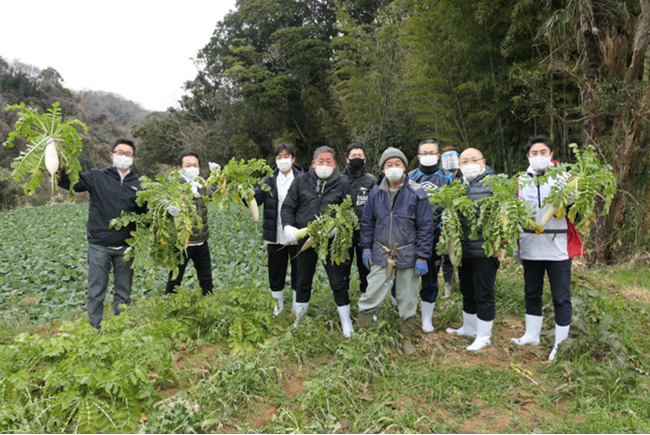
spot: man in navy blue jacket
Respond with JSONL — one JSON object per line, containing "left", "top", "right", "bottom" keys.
{"left": 357, "top": 147, "right": 434, "bottom": 354}
{"left": 407, "top": 139, "right": 454, "bottom": 333}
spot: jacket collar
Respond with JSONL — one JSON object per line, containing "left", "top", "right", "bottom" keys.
{"left": 343, "top": 164, "right": 368, "bottom": 179}
{"left": 308, "top": 165, "right": 341, "bottom": 185}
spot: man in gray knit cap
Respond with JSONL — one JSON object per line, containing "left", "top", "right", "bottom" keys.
{"left": 356, "top": 147, "right": 434, "bottom": 354}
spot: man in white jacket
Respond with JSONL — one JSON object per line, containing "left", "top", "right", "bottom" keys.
{"left": 512, "top": 135, "right": 584, "bottom": 361}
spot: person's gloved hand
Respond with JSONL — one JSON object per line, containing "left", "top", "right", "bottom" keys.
{"left": 167, "top": 205, "right": 180, "bottom": 217}
{"left": 362, "top": 249, "right": 372, "bottom": 270}
{"left": 284, "top": 225, "right": 298, "bottom": 244}
{"left": 209, "top": 162, "right": 221, "bottom": 172}
{"left": 415, "top": 259, "right": 429, "bottom": 276}
{"left": 328, "top": 227, "right": 337, "bottom": 238}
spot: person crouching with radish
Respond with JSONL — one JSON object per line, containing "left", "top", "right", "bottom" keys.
{"left": 446, "top": 148, "right": 499, "bottom": 351}
{"left": 281, "top": 146, "right": 354, "bottom": 337}
{"left": 512, "top": 135, "right": 583, "bottom": 361}
{"left": 253, "top": 143, "right": 304, "bottom": 315}
{"left": 165, "top": 151, "right": 219, "bottom": 297}
{"left": 58, "top": 138, "right": 147, "bottom": 332}
{"left": 356, "top": 148, "right": 434, "bottom": 354}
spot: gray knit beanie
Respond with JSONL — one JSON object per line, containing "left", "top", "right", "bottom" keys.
{"left": 379, "top": 147, "right": 408, "bottom": 169}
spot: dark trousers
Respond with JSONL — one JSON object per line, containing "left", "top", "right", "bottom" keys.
{"left": 523, "top": 259, "right": 572, "bottom": 326}
{"left": 267, "top": 243, "right": 297, "bottom": 291}
{"left": 295, "top": 239, "right": 350, "bottom": 307}
{"left": 442, "top": 254, "right": 455, "bottom": 285}
{"left": 343, "top": 230, "right": 369, "bottom": 293}
{"left": 165, "top": 242, "right": 213, "bottom": 296}
{"left": 420, "top": 251, "right": 442, "bottom": 302}
{"left": 458, "top": 257, "right": 500, "bottom": 321}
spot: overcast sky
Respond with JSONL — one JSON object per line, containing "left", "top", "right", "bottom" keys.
{"left": 3, "top": 0, "right": 237, "bottom": 112}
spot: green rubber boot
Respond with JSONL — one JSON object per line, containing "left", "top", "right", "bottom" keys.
{"left": 400, "top": 316, "right": 416, "bottom": 355}
{"left": 356, "top": 311, "right": 374, "bottom": 327}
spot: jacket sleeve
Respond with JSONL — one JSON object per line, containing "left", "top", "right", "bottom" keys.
{"left": 281, "top": 178, "right": 300, "bottom": 228}
{"left": 415, "top": 194, "right": 434, "bottom": 260}
{"left": 359, "top": 187, "right": 377, "bottom": 249}
{"left": 254, "top": 176, "right": 269, "bottom": 206}
{"left": 58, "top": 168, "right": 93, "bottom": 193}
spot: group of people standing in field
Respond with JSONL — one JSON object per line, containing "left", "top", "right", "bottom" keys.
{"left": 61, "top": 135, "right": 581, "bottom": 361}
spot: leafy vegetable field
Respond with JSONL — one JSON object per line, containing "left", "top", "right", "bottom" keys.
{"left": 1, "top": 204, "right": 649, "bottom": 433}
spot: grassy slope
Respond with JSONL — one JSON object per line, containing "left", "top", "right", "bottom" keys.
{"left": 0, "top": 203, "right": 649, "bottom": 433}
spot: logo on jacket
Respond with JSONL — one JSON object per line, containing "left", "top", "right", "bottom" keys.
{"left": 130, "top": 186, "right": 138, "bottom": 191}
{"left": 419, "top": 181, "right": 439, "bottom": 195}
{"left": 357, "top": 187, "right": 369, "bottom": 206}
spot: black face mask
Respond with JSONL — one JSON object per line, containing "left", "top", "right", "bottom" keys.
{"left": 348, "top": 157, "right": 365, "bottom": 168}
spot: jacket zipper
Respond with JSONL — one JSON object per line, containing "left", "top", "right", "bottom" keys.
{"left": 115, "top": 174, "right": 124, "bottom": 246}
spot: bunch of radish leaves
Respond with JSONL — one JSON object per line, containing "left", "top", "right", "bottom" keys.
{"left": 205, "top": 157, "right": 272, "bottom": 227}
{"left": 295, "top": 195, "right": 359, "bottom": 265}
{"left": 110, "top": 171, "right": 202, "bottom": 280}
{"left": 539, "top": 143, "right": 617, "bottom": 233}
{"left": 428, "top": 180, "right": 477, "bottom": 267}
{"left": 3, "top": 102, "right": 87, "bottom": 199}
{"left": 473, "top": 174, "right": 542, "bottom": 261}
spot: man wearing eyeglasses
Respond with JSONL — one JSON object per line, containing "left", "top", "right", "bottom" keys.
{"left": 58, "top": 138, "right": 147, "bottom": 332}
{"left": 445, "top": 148, "right": 499, "bottom": 351}
{"left": 405, "top": 139, "right": 454, "bottom": 333}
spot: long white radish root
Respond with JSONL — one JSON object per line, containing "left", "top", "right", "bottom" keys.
{"left": 295, "top": 227, "right": 309, "bottom": 240}
{"left": 248, "top": 200, "right": 259, "bottom": 223}
{"left": 298, "top": 237, "right": 315, "bottom": 254}
{"left": 448, "top": 236, "right": 458, "bottom": 268}
{"left": 540, "top": 204, "right": 559, "bottom": 227}
{"left": 44, "top": 138, "right": 59, "bottom": 192}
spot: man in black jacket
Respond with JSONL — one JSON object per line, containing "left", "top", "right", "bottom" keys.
{"left": 281, "top": 146, "right": 354, "bottom": 337}
{"left": 254, "top": 143, "right": 303, "bottom": 315}
{"left": 341, "top": 143, "right": 377, "bottom": 294}
{"left": 59, "top": 138, "right": 147, "bottom": 331}
{"left": 445, "top": 148, "right": 500, "bottom": 351}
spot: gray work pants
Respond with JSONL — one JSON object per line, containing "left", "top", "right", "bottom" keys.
{"left": 358, "top": 264, "right": 419, "bottom": 321}
{"left": 87, "top": 244, "right": 134, "bottom": 330}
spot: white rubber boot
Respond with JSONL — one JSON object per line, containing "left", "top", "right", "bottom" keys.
{"left": 271, "top": 290, "right": 284, "bottom": 316}
{"left": 337, "top": 304, "right": 354, "bottom": 338}
{"left": 467, "top": 319, "right": 493, "bottom": 351}
{"left": 421, "top": 301, "right": 435, "bottom": 333}
{"left": 548, "top": 324, "right": 570, "bottom": 361}
{"left": 446, "top": 311, "right": 477, "bottom": 337}
{"left": 293, "top": 302, "right": 309, "bottom": 328}
{"left": 391, "top": 296, "right": 398, "bottom": 307}
{"left": 511, "top": 314, "right": 542, "bottom": 346}
{"left": 290, "top": 290, "right": 297, "bottom": 313}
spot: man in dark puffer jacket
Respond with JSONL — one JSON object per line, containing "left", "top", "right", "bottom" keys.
{"left": 165, "top": 151, "right": 218, "bottom": 296}
{"left": 341, "top": 143, "right": 377, "bottom": 295}
{"left": 254, "top": 143, "right": 303, "bottom": 315}
{"left": 445, "top": 148, "right": 500, "bottom": 352}
{"left": 281, "top": 146, "right": 354, "bottom": 337}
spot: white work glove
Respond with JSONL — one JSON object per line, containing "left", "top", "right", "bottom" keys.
{"left": 167, "top": 205, "right": 180, "bottom": 217}
{"left": 284, "top": 225, "right": 299, "bottom": 244}
{"left": 328, "top": 228, "right": 337, "bottom": 238}
{"left": 209, "top": 162, "right": 221, "bottom": 172}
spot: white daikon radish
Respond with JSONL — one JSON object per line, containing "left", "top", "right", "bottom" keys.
{"left": 248, "top": 200, "right": 260, "bottom": 223}
{"left": 539, "top": 204, "right": 559, "bottom": 227}
{"left": 44, "top": 137, "right": 59, "bottom": 176}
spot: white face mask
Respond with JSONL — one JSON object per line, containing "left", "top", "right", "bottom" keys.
{"left": 315, "top": 165, "right": 334, "bottom": 179}
{"left": 420, "top": 155, "right": 439, "bottom": 167}
{"left": 461, "top": 163, "right": 482, "bottom": 180}
{"left": 529, "top": 156, "right": 552, "bottom": 173}
{"left": 182, "top": 167, "right": 200, "bottom": 181}
{"left": 277, "top": 158, "right": 293, "bottom": 173}
{"left": 385, "top": 167, "right": 404, "bottom": 183}
{"left": 113, "top": 155, "right": 133, "bottom": 170}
